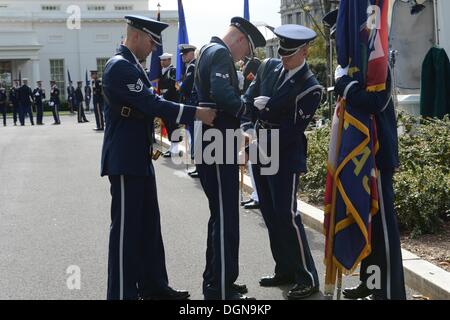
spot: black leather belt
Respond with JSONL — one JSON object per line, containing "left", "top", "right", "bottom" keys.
{"left": 256, "top": 120, "right": 280, "bottom": 129}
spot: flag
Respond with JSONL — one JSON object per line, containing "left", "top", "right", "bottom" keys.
{"left": 85, "top": 70, "right": 89, "bottom": 86}
{"left": 148, "top": 4, "right": 163, "bottom": 84}
{"left": 244, "top": 0, "right": 250, "bottom": 21}
{"left": 18, "top": 71, "right": 21, "bottom": 84}
{"left": 176, "top": 0, "right": 189, "bottom": 82}
{"left": 324, "top": 0, "right": 389, "bottom": 295}
{"left": 67, "top": 70, "right": 72, "bottom": 84}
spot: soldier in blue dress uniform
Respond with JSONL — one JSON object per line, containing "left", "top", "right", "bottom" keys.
{"left": 33, "top": 80, "right": 46, "bottom": 125}
{"left": 75, "top": 81, "right": 89, "bottom": 123}
{"left": 243, "top": 24, "right": 323, "bottom": 300}
{"left": 178, "top": 44, "right": 199, "bottom": 177}
{"left": 18, "top": 78, "right": 34, "bottom": 126}
{"left": 194, "top": 17, "right": 266, "bottom": 300}
{"left": 0, "top": 83, "right": 6, "bottom": 126}
{"left": 323, "top": 9, "right": 406, "bottom": 301}
{"left": 84, "top": 80, "right": 91, "bottom": 113}
{"left": 9, "top": 80, "right": 20, "bottom": 126}
{"left": 49, "top": 80, "right": 61, "bottom": 125}
{"left": 67, "top": 81, "right": 76, "bottom": 114}
{"left": 101, "top": 15, "right": 216, "bottom": 300}
{"left": 92, "top": 70, "right": 105, "bottom": 131}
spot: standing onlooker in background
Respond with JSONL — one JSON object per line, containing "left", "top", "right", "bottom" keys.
{"left": 49, "top": 80, "right": 61, "bottom": 125}
{"left": 18, "top": 78, "right": 34, "bottom": 126}
{"left": 67, "top": 81, "right": 76, "bottom": 114}
{"left": 240, "top": 57, "right": 262, "bottom": 210}
{"left": 75, "top": 81, "right": 89, "bottom": 123}
{"left": 91, "top": 70, "right": 104, "bottom": 131}
{"left": 0, "top": 83, "right": 7, "bottom": 126}
{"left": 84, "top": 79, "right": 92, "bottom": 113}
{"left": 159, "top": 53, "right": 181, "bottom": 157}
{"left": 33, "top": 80, "right": 46, "bottom": 125}
{"left": 9, "top": 80, "right": 20, "bottom": 126}
{"left": 178, "top": 44, "right": 199, "bottom": 177}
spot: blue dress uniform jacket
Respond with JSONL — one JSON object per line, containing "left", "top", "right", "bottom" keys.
{"left": 243, "top": 59, "right": 321, "bottom": 290}
{"left": 101, "top": 44, "right": 196, "bottom": 300}
{"left": 244, "top": 59, "right": 323, "bottom": 173}
{"left": 194, "top": 37, "right": 244, "bottom": 300}
{"left": 335, "top": 71, "right": 406, "bottom": 300}
{"left": 101, "top": 45, "right": 196, "bottom": 177}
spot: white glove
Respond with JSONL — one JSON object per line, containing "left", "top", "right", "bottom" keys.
{"left": 335, "top": 65, "right": 349, "bottom": 81}
{"left": 49, "top": 101, "right": 54, "bottom": 107}
{"left": 254, "top": 96, "right": 271, "bottom": 111}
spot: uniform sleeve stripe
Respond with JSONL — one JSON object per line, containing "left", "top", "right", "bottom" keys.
{"left": 343, "top": 81, "right": 359, "bottom": 99}
{"left": 176, "top": 103, "right": 184, "bottom": 124}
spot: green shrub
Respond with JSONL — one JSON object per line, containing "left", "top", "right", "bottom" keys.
{"left": 299, "top": 125, "right": 330, "bottom": 204}
{"left": 308, "top": 58, "right": 327, "bottom": 88}
{"left": 299, "top": 113, "right": 450, "bottom": 236}
{"left": 394, "top": 166, "right": 450, "bottom": 237}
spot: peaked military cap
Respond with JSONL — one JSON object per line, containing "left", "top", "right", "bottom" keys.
{"left": 230, "top": 17, "right": 266, "bottom": 56}
{"left": 274, "top": 24, "right": 317, "bottom": 57}
{"left": 159, "top": 52, "right": 173, "bottom": 60}
{"left": 125, "top": 15, "right": 169, "bottom": 46}
{"left": 322, "top": 9, "right": 338, "bottom": 39}
{"left": 178, "top": 44, "right": 197, "bottom": 55}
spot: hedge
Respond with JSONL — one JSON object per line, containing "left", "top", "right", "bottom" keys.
{"left": 299, "top": 112, "right": 450, "bottom": 237}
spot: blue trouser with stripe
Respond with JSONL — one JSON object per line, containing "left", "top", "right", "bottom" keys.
{"left": 198, "top": 162, "right": 240, "bottom": 300}
{"left": 36, "top": 101, "right": 43, "bottom": 124}
{"left": 19, "top": 103, "right": 34, "bottom": 125}
{"left": 252, "top": 164, "right": 319, "bottom": 288}
{"left": 360, "top": 169, "right": 406, "bottom": 300}
{"left": 12, "top": 102, "right": 19, "bottom": 124}
{"left": 93, "top": 96, "right": 104, "bottom": 129}
{"left": 107, "top": 174, "right": 169, "bottom": 300}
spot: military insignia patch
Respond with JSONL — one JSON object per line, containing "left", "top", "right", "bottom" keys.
{"left": 127, "top": 79, "right": 144, "bottom": 93}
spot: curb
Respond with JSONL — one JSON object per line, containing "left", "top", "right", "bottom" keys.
{"left": 157, "top": 135, "right": 450, "bottom": 300}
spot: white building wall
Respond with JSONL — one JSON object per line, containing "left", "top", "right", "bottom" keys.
{"left": 437, "top": 0, "right": 450, "bottom": 55}
{"left": 0, "top": 0, "right": 179, "bottom": 98}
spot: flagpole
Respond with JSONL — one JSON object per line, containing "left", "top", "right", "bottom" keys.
{"left": 324, "top": 100, "right": 346, "bottom": 299}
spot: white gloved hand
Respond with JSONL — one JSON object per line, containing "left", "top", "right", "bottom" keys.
{"left": 335, "top": 65, "right": 349, "bottom": 81}
{"left": 254, "top": 96, "right": 271, "bottom": 111}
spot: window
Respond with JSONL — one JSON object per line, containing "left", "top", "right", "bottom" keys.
{"left": 41, "top": 5, "right": 60, "bottom": 11}
{"left": 296, "top": 12, "right": 303, "bottom": 24}
{"left": 0, "top": 61, "right": 12, "bottom": 90}
{"left": 114, "top": 5, "right": 133, "bottom": 11}
{"left": 287, "top": 14, "right": 293, "bottom": 24}
{"left": 96, "top": 58, "right": 109, "bottom": 79}
{"left": 49, "top": 59, "right": 65, "bottom": 98}
{"left": 88, "top": 5, "right": 106, "bottom": 11}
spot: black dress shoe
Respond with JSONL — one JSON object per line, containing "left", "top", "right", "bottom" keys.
{"left": 227, "top": 292, "right": 255, "bottom": 300}
{"left": 240, "top": 199, "right": 253, "bottom": 206}
{"left": 187, "top": 169, "right": 199, "bottom": 178}
{"left": 287, "top": 284, "right": 319, "bottom": 300}
{"left": 143, "top": 287, "right": 190, "bottom": 300}
{"left": 343, "top": 282, "right": 372, "bottom": 300}
{"left": 259, "top": 274, "right": 295, "bottom": 287}
{"left": 244, "top": 200, "right": 260, "bottom": 210}
{"left": 231, "top": 282, "right": 248, "bottom": 294}
{"left": 163, "top": 150, "right": 172, "bottom": 158}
